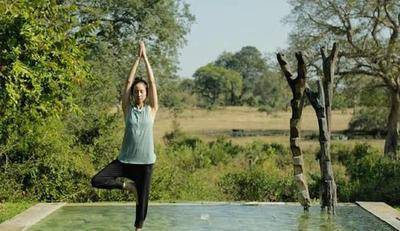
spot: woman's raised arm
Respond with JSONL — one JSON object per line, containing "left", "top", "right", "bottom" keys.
{"left": 140, "top": 42, "right": 158, "bottom": 114}
{"left": 122, "top": 49, "right": 142, "bottom": 118}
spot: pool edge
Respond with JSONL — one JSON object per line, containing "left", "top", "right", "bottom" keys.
{"left": 356, "top": 201, "right": 400, "bottom": 231}
{"left": 0, "top": 202, "right": 66, "bottom": 231}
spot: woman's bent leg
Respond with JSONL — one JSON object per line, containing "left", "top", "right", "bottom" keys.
{"left": 91, "top": 159, "right": 124, "bottom": 190}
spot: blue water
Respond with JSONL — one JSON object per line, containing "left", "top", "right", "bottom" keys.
{"left": 29, "top": 203, "right": 394, "bottom": 231}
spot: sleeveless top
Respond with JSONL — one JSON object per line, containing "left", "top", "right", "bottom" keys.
{"left": 118, "top": 104, "right": 156, "bottom": 164}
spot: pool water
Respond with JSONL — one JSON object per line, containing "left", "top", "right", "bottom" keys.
{"left": 29, "top": 204, "right": 394, "bottom": 231}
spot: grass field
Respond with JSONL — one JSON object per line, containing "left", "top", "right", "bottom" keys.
{"left": 0, "top": 201, "right": 35, "bottom": 223}
{"left": 153, "top": 106, "right": 385, "bottom": 151}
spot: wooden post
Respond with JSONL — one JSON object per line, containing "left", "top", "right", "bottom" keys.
{"left": 305, "top": 43, "right": 338, "bottom": 213}
{"left": 321, "top": 43, "right": 338, "bottom": 213}
{"left": 277, "top": 52, "right": 311, "bottom": 210}
{"left": 321, "top": 42, "right": 338, "bottom": 132}
{"left": 305, "top": 81, "right": 337, "bottom": 213}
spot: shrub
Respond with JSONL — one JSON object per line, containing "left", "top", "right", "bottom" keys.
{"left": 330, "top": 143, "right": 400, "bottom": 205}
{"left": 219, "top": 167, "right": 296, "bottom": 201}
{"left": 348, "top": 107, "right": 388, "bottom": 137}
{"left": 0, "top": 116, "right": 93, "bottom": 202}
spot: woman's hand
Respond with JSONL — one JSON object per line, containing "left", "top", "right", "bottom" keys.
{"left": 139, "top": 41, "right": 147, "bottom": 59}
{"left": 138, "top": 42, "right": 144, "bottom": 57}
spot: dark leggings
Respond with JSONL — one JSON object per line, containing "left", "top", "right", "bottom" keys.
{"left": 91, "top": 159, "right": 153, "bottom": 228}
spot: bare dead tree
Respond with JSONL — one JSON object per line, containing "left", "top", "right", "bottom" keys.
{"left": 278, "top": 43, "right": 338, "bottom": 212}
{"left": 277, "top": 52, "right": 311, "bottom": 210}
{"left": 313, "top": 42, "right": 338, "bottom": 213}
{"left": 305, "top": 79, "right": 337, "bottom": 213}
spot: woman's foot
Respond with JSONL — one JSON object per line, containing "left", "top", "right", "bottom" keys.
{"left": 123, "top": 181, "right": 137, "bottom": 196}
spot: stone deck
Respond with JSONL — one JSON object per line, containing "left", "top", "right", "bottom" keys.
{"left": 356, "top": 201, "right": 400, "bottom": 230}
{"left": 0, "top": 203, "right": 65, "bottom": 231}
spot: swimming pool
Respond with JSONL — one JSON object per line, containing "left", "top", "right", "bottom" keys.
{"left": 28, "top": 203, "right": 394, "bottom": 230}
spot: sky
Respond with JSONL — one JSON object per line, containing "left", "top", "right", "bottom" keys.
{"left": 177, "top": 0, "right": 292, "bottom": 78}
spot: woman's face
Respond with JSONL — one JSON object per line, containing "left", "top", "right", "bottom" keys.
{"left": 133, "top": 82, "right": 147, "bottom": 104}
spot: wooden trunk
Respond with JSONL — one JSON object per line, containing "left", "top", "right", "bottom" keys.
{"left": 277, "top": 43, "right": 339, "bottom": 212}
{"left": 305, "top": 81, "right": 337, "bottom": 213}
{"left": 277, "top": 52, "right": 311, "bottom": 210}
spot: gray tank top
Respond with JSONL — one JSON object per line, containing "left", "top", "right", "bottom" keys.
{"left": 118, "top": 104, "right": 156, "bottom": 164}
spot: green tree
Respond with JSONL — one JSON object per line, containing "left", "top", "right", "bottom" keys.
{"left": 193, "top": 64, "right": 242, "bottom": 106}
{"left": 348, "top": 85, "right": 389, "bottom": 136}
{"left": 76, "top": 0, "right": 194, "bottom": 82}
{"left": 0, "top": 0, "right": 89, "bottom": 146}
{"left": 0, "top": 0, "right": 94, "bottom": 202}
{"left": 215, "top": 46, "right": 269, "bottom": 104}
{"left": 214, "top": 47, "right": 288, "bottom": 108}
{"left": 253, "top": 66, "right": 291, "bottom": 111}
{"left": 66, "top": 0, "right": 195, "bottom": 146}
{"left": 286, "top": 0, "right": 400, "bottom": 158}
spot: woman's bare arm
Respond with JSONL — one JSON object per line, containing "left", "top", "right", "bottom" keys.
{"left": 122, "top": 57, "right": 140, "bottom": 118}
{"left": 140, "top": 42, "right": 158, "bottom": 116}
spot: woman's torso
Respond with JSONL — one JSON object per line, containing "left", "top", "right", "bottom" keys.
{"left": 118, "top": 104, "right": 156, "bottom": 164}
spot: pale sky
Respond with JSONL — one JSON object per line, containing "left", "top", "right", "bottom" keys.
{"left": 178, "top": 0, "right": 292, "bottom": 78}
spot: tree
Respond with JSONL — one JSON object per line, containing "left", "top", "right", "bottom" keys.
{"left": 66, "top": 0, "right": 195, "bottom": 146}
{"left": 286, "top": 0, "right": 400, "bottom": 158}
{"left": 0, "top": 1, "right": 90, "bottom": 147}
{"left": 277, "top": 44, "right": 339, "bottom": 212}
{"left": 253, "top": 68, "right": 291, "bottom": 110}
{"left": 0, "top": 1, "right": 95, "bottom": 201}
{"left": 75, "top": 0, "right": 194, "bottom": 111}
{"left": 215, "top": 46, "right": 269, "bottom": 104}
{"left": 348, "top": 85, "right": 389, "bottom": 136}
{"left": 276, "top": 52, "right": 311, "bottom": 210}
{"left": 193, "top": 64, "right": 242, "bottom": 106}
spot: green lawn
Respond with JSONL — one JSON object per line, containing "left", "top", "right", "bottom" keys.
{"left": 0, "top": 201, "right": 35, "bottom": 223}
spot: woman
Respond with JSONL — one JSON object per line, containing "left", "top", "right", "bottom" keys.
{"left": 91, "top": 41, "right": 158, "bottom": 231}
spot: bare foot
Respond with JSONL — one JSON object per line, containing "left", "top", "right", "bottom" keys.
{"left": 123, "top": 181, "right": 137, "bottom": 197}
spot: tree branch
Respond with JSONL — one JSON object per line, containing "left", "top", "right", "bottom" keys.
{"left": 296, "top": 52, "right": 306, "bottom": 80}
{"left": 306, "top": 13, "right": 346, "bottom": 35}
{"left": 384, "top": 0, "right": 398, "bottom": 29}
{"left": 276, "top": 53, "right": 294, "bottom": 82}
{"left": 327, "top": 1, "right": 362, "bottom": 52}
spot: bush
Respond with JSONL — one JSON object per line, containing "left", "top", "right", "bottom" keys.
{"left": 348, "top": 107, "right": 388, "bottom": 137}
{"left": 0, "top": 116, "right": 93, "bottom": 202}
{"left": 2, "top": 122, "right": 399, "bottom": 206}
{"left": 330, "top": 143, "right": 400, "bottom": 205}
{"left": 308, "top": 163, "right": 350, "bottom": 202}
{"left": 219, "top": 167, "right": 296, "bottom": 201}
{"left": 150, "top": 146, "right": 225, "bottom": 201}
{"left": 347, "top": 153, "right": 400, "bottom": 204}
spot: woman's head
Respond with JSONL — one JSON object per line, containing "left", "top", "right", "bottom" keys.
{"left": 131, "top": 78, "right": 149, "bottom": 105}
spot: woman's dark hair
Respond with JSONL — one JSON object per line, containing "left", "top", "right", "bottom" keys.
{"left": 131, "top": 78, "right": 149, "bottom": 97}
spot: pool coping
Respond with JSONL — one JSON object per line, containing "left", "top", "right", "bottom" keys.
{"left": 1, "top": 201, "right": 398, "bottom": 230}
{"left": 0, "top": 202, "right": 65, "bottom": 231}
{"left": 356, "top": 201, "right": 400, "bottom": 231}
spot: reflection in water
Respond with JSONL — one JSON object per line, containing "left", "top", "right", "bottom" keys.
{"left": 298, "top": 211, "right": 310, "bottom": 231}
{"left": 298, "top": 208, "right": 353, "bottom": 231}
{"left": 316, "top": 211, "right": 337, "bottom": 231}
